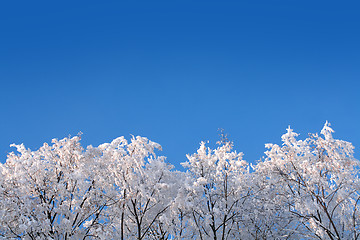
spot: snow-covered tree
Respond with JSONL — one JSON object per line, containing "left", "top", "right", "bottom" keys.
{"left": 0, "top": 136, "right": 112, "bottom": 239}
{"left": 86, "top": 136, "right": 179, "bottom": 240}
{"left": 256, "top": 122, "right": 360, "bottom": 239}
{"left": 181, "top": 135, "right": 250, "bottom": 240}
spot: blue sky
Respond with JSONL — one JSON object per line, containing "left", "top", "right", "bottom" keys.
{"left": 1, "top": 1, "right": 359, "bottom": 168}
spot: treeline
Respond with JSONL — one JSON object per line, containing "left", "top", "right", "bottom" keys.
{"left": 0, "top": 122, "right": 359, "bottom": 239}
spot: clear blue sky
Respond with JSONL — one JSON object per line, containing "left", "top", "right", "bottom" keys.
{"left": 1, "top": 1, "right": 359, "bottom": 168}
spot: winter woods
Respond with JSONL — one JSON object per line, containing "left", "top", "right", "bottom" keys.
{"left": 1, "top": 123, "right": 359, "bottom": 239}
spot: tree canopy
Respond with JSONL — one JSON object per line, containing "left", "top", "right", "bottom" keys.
{"left": 1, "top": 122, "right": 359, "bottom": 239}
